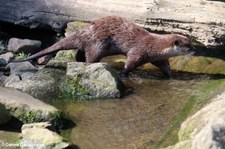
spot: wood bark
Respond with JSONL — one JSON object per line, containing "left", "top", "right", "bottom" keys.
{"left": 0, "top": 0, "right": 225, "bottom": 47}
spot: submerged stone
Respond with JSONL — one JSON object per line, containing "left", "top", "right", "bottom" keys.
{"left": 0, "top": 87, "right": 60, "bottom": 125}
{"left": 65, "top": 62, "right": 124, "bottom": 99}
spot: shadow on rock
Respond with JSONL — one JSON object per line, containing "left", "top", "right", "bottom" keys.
{"left": 0, "top": 117, "right": 23, "bottom": 133}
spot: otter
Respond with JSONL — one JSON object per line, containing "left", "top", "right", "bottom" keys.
{"left": 12, "top": 16, "right": 195, "bottom": 76}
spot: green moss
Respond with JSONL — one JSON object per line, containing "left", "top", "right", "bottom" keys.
{"left": 54, "top": 50, "right": 77, "bottom": 61}
{"left": 7, "top": 106, "right": 61, "bottom": 127}
{"left": 60, "top": 75, "right": 91, "bottom": 99}
{"left": 46, "top": 60, "right": 68, "bottom": 68}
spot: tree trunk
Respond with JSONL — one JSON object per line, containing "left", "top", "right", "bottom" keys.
{"left": 0, "top": 0, "right": 225, "bottom": 47}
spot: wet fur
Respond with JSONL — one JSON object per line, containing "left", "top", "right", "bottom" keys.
{"left": 13, "top": 16, "right": 194, "bottom": 76}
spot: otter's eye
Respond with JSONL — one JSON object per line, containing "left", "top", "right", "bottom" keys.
{"left": 174, "top": 40, "right": 180, "bottom": 46}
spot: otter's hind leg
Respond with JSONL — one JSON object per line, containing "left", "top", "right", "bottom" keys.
{"left": 151, "top": 59, "right": 171, "bottom": 77}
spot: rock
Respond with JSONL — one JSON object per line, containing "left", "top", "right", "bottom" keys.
{"left": 5, "top": 61, "right": 38, "bottom": 77}
{"left": 65, "top": 62, "right": 124, "bottom": 99}
{"left": 65, "top": 21, "right": 90, "bottom": 37}
{"left": 0, "top": 52, "right": 14, "bottom": 66}
{"left": 0, "top": 87, "right": 60, "bottom": 125}
{"left": 7, "top": 38, "right": 41, "bottom": 54}
{"left": 5, "top": 54, "right": 124, "bottom": 99}
{"left": 37, "top": 50, "right": 77, "bottom": 65}
{"left": 22, "top": 122, "right": 52, "bottom": 130}
{"left": 5, "top": 60, "right": 66, "bottom": 100}
{"left": 0, "top": 72, "right": 8, "bottom": 86}
{"left": 5, "top": 67, "right": 64, "bottom": 100}
{"left": 54, "top": 50, "right": 77, "bottom": 61}
{"left": 4, "top": 61, "right": 38, "bottom": 87}
{"left": 0, "top": 41, "right": 6, "bottom": 52}
{"left": 0, "top": 103, "right": 11, "bottom": 125}
{"left": 21, "top": 122, "right": 69, "bottom": 149}
{"left": 163, "top": 140, "right": 191, "bottom": 149}
{"left": 164, "top": 91, "right": 225, "bottom": 149}
{"left": 192, "top": 119, "right": 225, "bottom": 149}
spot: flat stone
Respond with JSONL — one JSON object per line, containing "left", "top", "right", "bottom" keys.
{"left": 0, "top": 87, "right": 60, "bottom": 124}
{"left": 21, "top": 122, "right": 69, "bottom": 149}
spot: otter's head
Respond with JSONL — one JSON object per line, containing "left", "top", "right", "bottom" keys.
{"left": 162, "top": 34, "right": 195, "bottom": 57}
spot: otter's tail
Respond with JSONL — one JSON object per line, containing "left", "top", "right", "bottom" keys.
{"left": 11, "top": 33, "right": 81, "bottom": 62}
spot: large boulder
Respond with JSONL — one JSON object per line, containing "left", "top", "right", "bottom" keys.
{"left": 164, "top": 92, "right": 225, "bottom": 149}
{"left": 65, "top": 62, "right": 124, "bottom": 99}
{"left": 0, "top": 87, "right": 60, "bottom": 125}
{"left": 21, "top": 122, "right": 69, "bottom": 149}
{"left": 7, "top": 38, "right": 41, "bottom": 54}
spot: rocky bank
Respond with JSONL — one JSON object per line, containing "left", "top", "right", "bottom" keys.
{"left": 164, "top": 91, "right": 225, "bottom": 149}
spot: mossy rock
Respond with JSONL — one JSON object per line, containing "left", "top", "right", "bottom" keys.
{"left": 54, "top": 50, "right": 77, "bottom": 61}
{"left": 64, "top": 62, "right": 124, "bottom": 99}
{"left": 0, "top": 87, "right": 61, "bottom": 126}
{"left": 5, "top": 60, "right": 66, "bottom": 100}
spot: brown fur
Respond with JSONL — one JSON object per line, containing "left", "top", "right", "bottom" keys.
{"left": 13, "top": 16, "right": 195, "bottom": 76}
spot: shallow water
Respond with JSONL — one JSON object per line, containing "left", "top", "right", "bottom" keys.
{"left": 0, "top": 118, "right": 22, "bottom": 149}
{"left": 55, "top": 47, "right": 225, "bottom": 149}
{"left": 57, "top": 77, "right": 202, "bottom": 149}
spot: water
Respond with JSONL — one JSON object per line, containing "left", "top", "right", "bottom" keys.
{"left": 55, "top": 47, "right": 225, "bottom": 149}
{"left": 57, "top": 72, "right": 216, "bottom": 149}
